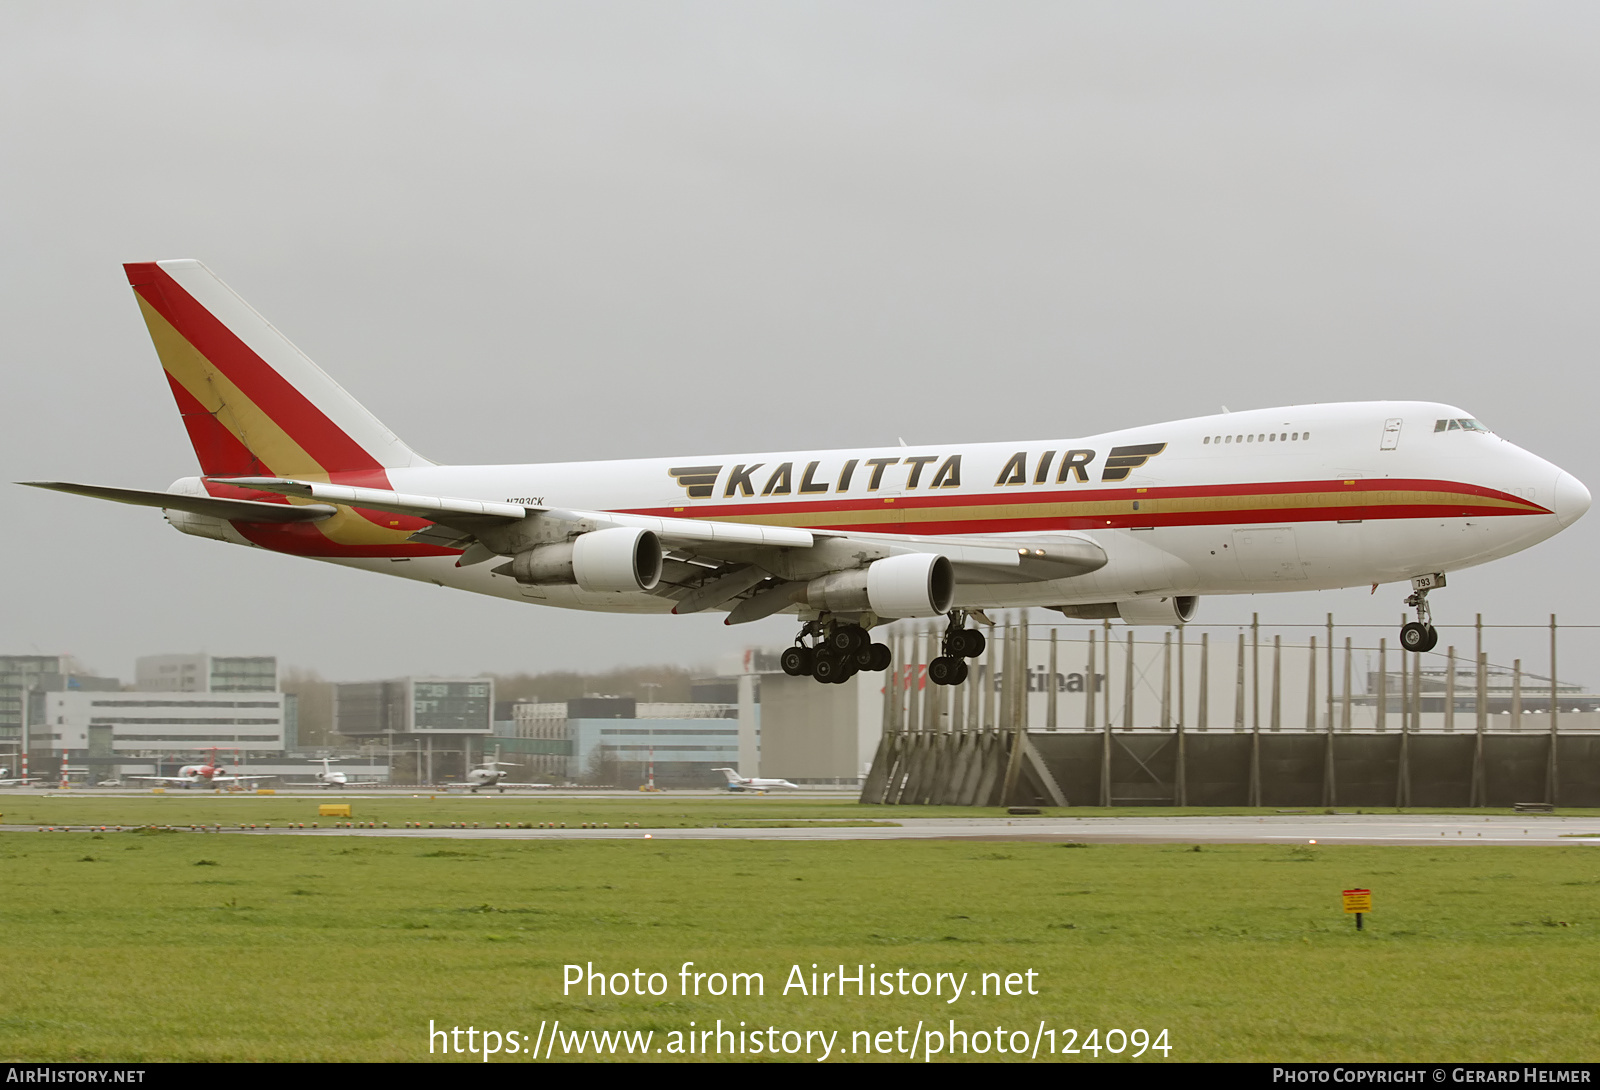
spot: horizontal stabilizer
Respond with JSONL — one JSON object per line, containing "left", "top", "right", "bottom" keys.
{"left": 213, "top": 476, "right": 526, "bottom": 525}
{"left": 20, "top": 481, "right": 336, "bottom": 523}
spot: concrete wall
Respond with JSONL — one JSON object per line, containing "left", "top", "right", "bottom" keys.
{"left": 760, "top": 673, "right": 867, "bottom": 781}
{"left": 1028, "top": 731, "right": 1600, "bottom": 807}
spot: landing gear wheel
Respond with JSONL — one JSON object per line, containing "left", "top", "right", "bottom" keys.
{"left": 955, "top": 628, "right": 986, "bottom": 658}
{"left": 1400, "top": 621, "right": 1437, "bottom": 654}
{"left": 927, "top": 656, "right": 962, "bottom": 686}
{"left": 829, "top": 625, "right": 868, "bottom": 654}
{"left": 867, "top": 643, "right": 892, "bottom": 672}
{"left": 780, "top": 646, "right": 815, "bottom": 676}
{"left": 941, "top": 611, "right": 986, "bottom": 659}
{"left": 813, "top": 653, "right": 845, "bottom": 684}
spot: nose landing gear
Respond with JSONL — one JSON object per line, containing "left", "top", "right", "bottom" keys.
{"left": 1400, "top": 573, "right": 1444, "bottom": 653}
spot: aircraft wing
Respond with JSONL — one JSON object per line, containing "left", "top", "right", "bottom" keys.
{"left": 20, "top": 482, "right": 337, "bottom": 523}
{"left": 205, "top": 476, "right": 1108, "bottom": 619}
{"left": 211, "top": 476, "right": 820, "bottom": 548}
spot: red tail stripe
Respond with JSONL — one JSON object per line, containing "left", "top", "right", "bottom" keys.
{"left": 164, "top": 373, "right": 269, "bottom": 479}
{"left": 125, "top": 262, "right": 388, "bottom": 478}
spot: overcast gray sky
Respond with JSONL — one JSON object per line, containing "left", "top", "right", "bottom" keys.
{"left": 5, "top": 2, "right": 1598, "bottom": 685}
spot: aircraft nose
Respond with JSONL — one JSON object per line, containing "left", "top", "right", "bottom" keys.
{"left": 1553, "top": 471, "right": 1591, "bottom": 528}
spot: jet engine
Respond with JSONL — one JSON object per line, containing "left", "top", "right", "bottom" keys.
{"left": 797, "top": 553, "right": 955, "bottom": 618}
{"left": 1053, "top": 596, "right": 1198, "bottom": 625}
{"left": 509, "top": 527, "right": 663, "bottom": 592}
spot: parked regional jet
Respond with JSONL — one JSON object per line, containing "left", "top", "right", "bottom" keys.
{"left": 715, "top": 768, "right": 801, "bottom": 792}
{"left": 126, "top": 749, "right": 273, "bottom": 789}
{"left": 0, "top": 768, "right": 38, "bottom": 787}
{"left": 23, "top": 261, "right": 1591, "bottom": 686}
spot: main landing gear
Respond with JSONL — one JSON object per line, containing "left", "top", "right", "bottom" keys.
{"left": 780, "top": 611, "right": 991, "bottom": 686}
{"left": 1399, "top": 573, "right": 1445, "bottom": 653}
{"left": 780, "top": 620, "right": 892, "bottom": 685}
{"left": 927, "top": 610, "right": 987, "bottom": 687}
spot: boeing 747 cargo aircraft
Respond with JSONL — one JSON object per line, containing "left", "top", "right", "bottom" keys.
{"left": 24, "top": 260, "right": 1590, "bottom": 686}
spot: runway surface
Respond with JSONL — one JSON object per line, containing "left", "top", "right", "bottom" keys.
{"left": 15, "top": 813, "right": 1600, "bottom": 845}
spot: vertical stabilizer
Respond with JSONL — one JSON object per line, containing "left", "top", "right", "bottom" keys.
{"left": 124, "top": 260, "right": 432, "bottom": 480}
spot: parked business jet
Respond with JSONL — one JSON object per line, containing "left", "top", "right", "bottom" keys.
{"left": 449, "top": 747, "right": 551, "bottom": 793}
{"left": 23, "top": 261, "right": 1590, "bottom": 686}
{"left": 715, "top": 768, "right": 801, "bottom": 792}
{"left": 285, "top": 756, "right": 380, "bottom": 790}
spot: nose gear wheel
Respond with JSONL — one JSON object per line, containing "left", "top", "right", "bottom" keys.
{"left": 1400, "top": 575, "right": 1443, "bottom": 653}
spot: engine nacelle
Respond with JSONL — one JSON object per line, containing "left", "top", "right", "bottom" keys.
{"left": 510, "top": 527, "right": 662, "bottom": 592}
{"left": 799, "top": 553, "right": 954, "bottom": 618}
{"left": 1054, "top": 596, "right": 1198, "bottom": 625}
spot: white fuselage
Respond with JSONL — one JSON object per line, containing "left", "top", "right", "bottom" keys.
{"left": 190, "top": 401, "right": 1587, "bottom": 617}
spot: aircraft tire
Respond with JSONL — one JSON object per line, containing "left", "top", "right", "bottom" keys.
{"left": 813, "top": 653, "right": 844, "bottom": 684}
{"left": 829, "top": 625, "right": 867, "bottom": 653}
{"left": 952, "top": 628, "right": 986, "bottom": 658}
{"left": 781, "top": 646, "right": 814, "bottom": 676}
{"left": 1400, "top": 621, "right": 1438, "bottom": 654}
{"left": 868, "top": 643, "right": 892, "bottom": 672}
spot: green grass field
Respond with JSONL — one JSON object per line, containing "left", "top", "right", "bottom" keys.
{"left": 2, "top": 807, "right": 1598, "bottom": 1062}
{"left": 4, "top": 791, "right": 1597, "bottom": 830}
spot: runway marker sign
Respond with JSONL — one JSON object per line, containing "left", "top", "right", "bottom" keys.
{"left": 1342, "top": 888, "right": 1371, "bottom": 930}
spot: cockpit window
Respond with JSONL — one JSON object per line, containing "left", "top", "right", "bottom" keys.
{"left": 1434, "top": 418, "right": 1492, "bottom": 434}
